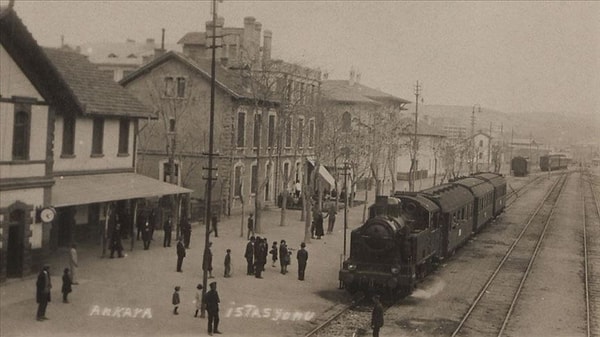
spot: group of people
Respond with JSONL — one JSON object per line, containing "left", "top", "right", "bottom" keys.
{"left": 172, "top": 282, "right": 222, "bottom": 335}
{"left": 244, "top": 236, "right": 308, "bottom": 281}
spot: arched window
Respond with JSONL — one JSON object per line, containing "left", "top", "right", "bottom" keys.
{"left": 341, "top": 111, "right": 351, "bottom": 132}
{"left": 12, "top": 106, "right": 31, "bottom": 160}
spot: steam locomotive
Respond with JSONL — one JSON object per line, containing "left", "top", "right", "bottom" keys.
{"left": 339, "top": 172, "right": 506, "bottom": 297}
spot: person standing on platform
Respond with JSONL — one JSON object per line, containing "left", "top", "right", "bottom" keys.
{"left": 194, "top": 283, "right": 203, "bottom": 317}
{"left": 246, "top": 213, "right": 254, "bottom": 240}
{"left": 61, "top": 268, "right": 72, "bottom": 303}
{"left": 176, "top": 239, "right": 186, "bottom": 272}
{"left": 172, "top": 286, "right": 181, "bottom": 315}
{"left": 69, "top": 244, "right": 79, "bottom": 284}
{"left": 203, "top": 242, "right": 214, "bottom": 279}
{"left": 163, "top": 215, "right": 173, "bottom": 247}
{"left": 203, "top": 281, "right": 221, "bottom": 335}
{"left": 142, "top": 219, "right": 152, "bottom": 250}
{"left": 245, "top": 236, "right": 255, "bottom": 275}
{"left": 210, "top": 213, "right": 219, "bottom": 237}
{"left": 325, "top": 202, "right": 337, "bottom": 234}
{"left": 110, "top": 223, "right": 124, "bottom": 258}
{"left": 224, "top": 249, "right": 232, "bottom": 278}
{"left": 279, "top": 240, "right": 289, "bottom": 274}
{"left": 270, "top": 241, "right": 278, "bottom": 267}
{"left": 371, "top": 295, "right": 384, "bottom": 337}
{"left": 36, "top": 264, "right": 52, "bottom": 321}
{"left": 297, "top": 242, "right": 308, "bottom": 281}
{"left": 181, "top": 217, "right": 191, "bottom": 249}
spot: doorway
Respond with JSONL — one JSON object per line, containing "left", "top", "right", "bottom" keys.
{"left": 7, "top": 210, "right": 25, "bottom": 277}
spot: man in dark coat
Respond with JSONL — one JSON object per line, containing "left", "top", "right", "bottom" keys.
{"left": 325, "top": 202, "right": 337, "bottom": 234}
{"left": 245, "top": 236, "right": 255, "bottom": 275}
{"left": 176, "top": 239, "right": 186, "bottom": 272}
{"left": 210, "top": 213, "right": 219, "bottom": 237}
{"left": 203, "top": 281, "right": 221, "bottom": 335}
{"left": 296, "top": 242, "right": 308, "bottom": 281}
{"left": 246, "top": 213, "right": 254, "bottom": 240}
{"left": 36, "top": 264, "right": 52, "bottom": 321}
{"left": 254, "top": 237, "right": 266, "bottom": 279}
{"left": 110, "top": 222, "right": 124, "bottom": 258}
{"left": 181, "top": 217, "right": 192, "bottom": 249}
{"left": 203, "top": 242, "right": 214, "bottom": 278}
{"left": 279, "top": 240, "right": 289, "bottom": 274}
{"left": 163, "top": 215, "right": 173, "bottom": 247}
{"left": 371, "top": 295, "right": 384, "bottom": 337}
{"left": 142, "top": 218, "right": 152, "bottom": 250}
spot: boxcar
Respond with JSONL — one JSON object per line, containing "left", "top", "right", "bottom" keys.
{"left": 511, "top": 156, "right": 528, "bottom": 176}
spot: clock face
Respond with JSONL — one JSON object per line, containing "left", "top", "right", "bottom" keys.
{"left": 41, "top": 208, "right": 55, "bottom": 222}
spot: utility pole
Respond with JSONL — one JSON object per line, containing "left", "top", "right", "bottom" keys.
{"left": 470, "top": 104, "right": 480, "bottom": 174}
{"left": 410, "top": 81, "right": 421, "bottom": 192}
{"left": 201, "top": 0, "right": 221, "bottom": 318}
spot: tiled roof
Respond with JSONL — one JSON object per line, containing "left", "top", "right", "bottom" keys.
{"left": 121, "top": 51, "right": 277, "bottom": 103}
{"left": 321, "top": 80, "right": 411, "bottom": 106}
{"left": 178, "top": 32, "right": 206, "bottom": 45}
{"left": 78, "top": 41, "right": 179, "bottom": 65}
{"left": 43, "top": 47, "right": 153, "bottom": 118}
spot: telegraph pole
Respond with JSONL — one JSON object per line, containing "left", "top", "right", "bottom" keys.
{"left": 470, "top": 104, "right": 480, "bottom": 174}
{"left": 200, "top": 0, "right": 221, "bottom": 318}
{"left": 411, "top": 81, "right": 421, "bottom": 192}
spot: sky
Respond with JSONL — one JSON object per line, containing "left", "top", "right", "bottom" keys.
{"left": 5, "top": 0, "right": 600, "bottom": 115}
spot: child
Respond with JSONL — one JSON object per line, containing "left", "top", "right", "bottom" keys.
{"left": 194, "top": 284, "right": 203, "bottom": 317}
{"left": 172, "top": 286, "right": 181, "bottom": 315}
{"left": 270, "top": 241, "right": 278, "bottom": 267}
{"left": 62, "top": 268, "right": 72, "bottom": 303}
{"left": 224, "top": 249, "right": 232, "bottom": 278}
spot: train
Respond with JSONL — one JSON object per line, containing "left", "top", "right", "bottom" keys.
{"left": 511, "top": 156, "right": 529, "bottom": 177}
{"left": 539, "top": 154, "right": 570, "bottom": 171}
{"left": 338, "top": 172, "right": 506, "bottom": 298}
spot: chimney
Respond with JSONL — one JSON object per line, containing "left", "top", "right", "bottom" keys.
{"left": 263, "top": 30, "right": 272, "bottom": 64}
{"left": 349, "top": 67, "right": 355, "bottom": 86}
{"left": 161, "top": 28, "right": 165, "bottom": 50}
{"left": 243, "top": 16, "right": 256, "bottom": 62}
{"left": 254, "top": 21, "right": 262, "bottom": 65}
{"left": 356, "top": 70, "right": 361, "bottom": 84}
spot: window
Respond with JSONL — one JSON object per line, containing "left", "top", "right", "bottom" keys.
{"left": 342, "top": 111, "right": 351, "bottom": 132}
{"left": 91, "top": 118, "right": 104, "bottom": 156}
{"left": 176, "top": 77, "right": 186, "bottom": 98}
{"left": 62, "top": 115, "right": 76, "bottom": 156}
{"left": 308, "top": 119, "right": 315, "bottom": 147}
{"left": 251, "top": 165, "right": 258, "bottom": 194}
{"left": 237, "top": 111, "right": 246, "bottom": 147}
{"left": 234, "top": 166, "right": 243, "bottom": 197}
{"left": 267, "top": 115, "right": 275, "bottom": 148}
{"left": 12, "top": 104, "right": 31, "bottom": 160}
{"left": 479, "top": 152, "right": 483, "bottom": 159}
{"left": 164, "top": 77, "right": 175, "bottom": 97}
{"left": 285, "top": 118, "right": 292, "bottom": 148}
{"left": 118, "top": 119, "right": 129, "bottom": 155}
{"left": 283, "top": 162, "right": 290, "bottom": 181}
{"left": 169, "top": 118, "right": 176, "bottom": 133}
{"left": 479, "top": 140, "right": 484, "bottom": 147}
{"left": 298, "top": 117, "right": 304, "bottom": 147}
{"left": 253, "top": 113, "right": 262, "bottom": 148}
{"left": 162, "top": 161, "right": 180, "bottom": 184}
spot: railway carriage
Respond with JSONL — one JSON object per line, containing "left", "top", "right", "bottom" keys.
{"left": 452, "top": 177, "right": 495, "bottom": 233}
{"left": 472, "top": 172, "right": 506, "bottom": 217}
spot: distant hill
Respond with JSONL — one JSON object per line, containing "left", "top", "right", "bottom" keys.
{"left": 405, "top": 104, "right": 599, "bottom": 147}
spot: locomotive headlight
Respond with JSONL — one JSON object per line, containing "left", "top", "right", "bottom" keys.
{"left": 347, "top": 264, "right": 357, "bottom": 271}
{"left": 391, "top": 266, "right": 400, "bottom": 274}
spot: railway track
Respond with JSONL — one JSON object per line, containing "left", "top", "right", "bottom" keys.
{"left": 582, "top": 170, "right": 600, "bottom": 337}
{"left": 303, "top": 293, "right": 380, "bottom": 337}
{"left": 505, "top": 174, "right": 545, "bottom": 208}
{"left": 451, "top": 172, "right": 568, "bottom": 337}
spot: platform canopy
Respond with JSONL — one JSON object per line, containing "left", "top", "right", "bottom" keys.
{"left": 52, "top": 172, "right": 192, "bottom": 207}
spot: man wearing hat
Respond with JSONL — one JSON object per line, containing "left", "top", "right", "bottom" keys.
{"left": 203, "top": 281, "right": 221, "bottom": 335}
{"left": 371, "top": 295, "right": 384, "bottom": 337}
{"left": 36, "top": 264, "right": 52, "bottom": 321}
{"left": 296, "top": 242, "right": 308, "bottom": 281}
